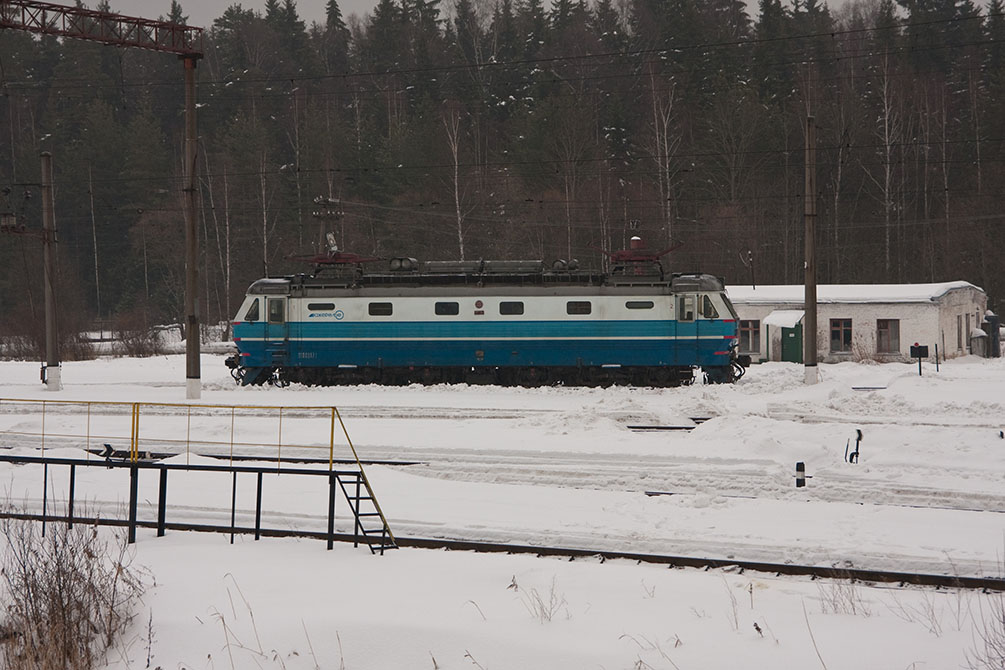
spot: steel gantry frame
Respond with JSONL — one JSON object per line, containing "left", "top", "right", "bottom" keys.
{"left": 0, "top": 0, "right": 202, "bottom": 54}
{"left": 0, "top": 1, "right": 205, "bottom": 398}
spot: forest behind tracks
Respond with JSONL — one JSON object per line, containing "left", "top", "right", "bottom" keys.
{"left": 2, "top": 0, "right": 1004, "bottom": 357}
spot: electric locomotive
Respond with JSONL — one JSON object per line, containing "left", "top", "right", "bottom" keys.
{"left": 225, "top": 239, "right": 749, "bottom": 387}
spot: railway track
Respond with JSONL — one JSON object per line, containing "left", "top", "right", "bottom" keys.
{"left": 12, "top": 509, "right": 999, "bottom": 591}
{"left": 389, "top": 536, "right": 1005, "bottom": 592}
{"left": 76, "top": 442, "right": 1005, "bottom": 515}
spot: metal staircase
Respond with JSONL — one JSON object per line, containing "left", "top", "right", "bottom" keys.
{"left": 336, "top": 470, "right": 396, "bottom": 554}
{"left": 332, "top": 407, "right": 397, "bottom": 554}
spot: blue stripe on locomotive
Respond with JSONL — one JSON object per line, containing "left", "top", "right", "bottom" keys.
{"left": 233, "top": 319, "right": 737, "bottom": 368}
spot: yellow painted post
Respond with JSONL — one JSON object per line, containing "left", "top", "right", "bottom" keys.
{"left": 278, "top": 407, "right": 284, "bottom": 464}
{"left": 276, "top": 409, "right": 282, "bottom": 472}
{"left": 131, "top": 403, "right": 140, "bottom": 462}
{"left": 86, "top": 403, "right": 91, "bottom": 459}
{"left": 329, "top": 407, "right": 336, "bottom": 471}
{"left": 334, "top": 406, "right": 359, "bottom": 463}
{"left": 129, "top": 404, "right": 134, "bottom": 461}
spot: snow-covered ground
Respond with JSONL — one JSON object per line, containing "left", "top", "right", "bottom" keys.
{"left": 0, "top": 354, "right": 1003, "bottom": 669}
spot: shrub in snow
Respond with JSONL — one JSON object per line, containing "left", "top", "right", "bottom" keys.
{"left": 0, "top": 514, "right": 144, "bottom": 669}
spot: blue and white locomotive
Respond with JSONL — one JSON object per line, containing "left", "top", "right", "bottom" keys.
{"left": 225, "top": 240, "right": 749, "bottom": 387}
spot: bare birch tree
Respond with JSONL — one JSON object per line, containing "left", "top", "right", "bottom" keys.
{"left": 645, "top": 63, "right": 681, "bottom": 247}
{"left": 442, "top": 102, "right": 467, "bottom": 260}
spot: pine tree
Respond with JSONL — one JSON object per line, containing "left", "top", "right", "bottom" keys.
{"left": 591, "top": 0, "right": 625, "bottom": 51}
{"left": 517, "top": 0, "right": 547, "bottom": 60}
{"left": 752, "top": 0, "right": 791, "bottom": 106}
{"left": 165, "top": 0, "right": 188, "bottom": 24}
{"left": 265, "top": 0, "right": 283, "bottom": 24}
{"left": 320, "top": 0, "right": 351, "bottom": 74}
{"left": 454, "top": 0, "right": 480, "bottom": 65}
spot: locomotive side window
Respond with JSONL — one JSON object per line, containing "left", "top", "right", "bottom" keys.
{"left": 567, "top": 301, "right": 592, "bottom": 315}
{"left": 500, "top": 301, "right": 525, "bottom": 315}
{"left": 243, "top": 299, "right": 260, "bottom": 322}
{"left": 678, "top": 295, "right": 695, "bottom": 321}
{"left": 267, "top": 299, "right": 285, "bottom": 324}
{"left": 435, "top": 302, "right": 460, "bottom": 315}
{"left": 701, "top": 295, "right": 719, "bottom": 319}
{"left": 368, "top": 302, "right": 393, "bottom": 316}
{"left": 308, "top": 302, "right": 336, "bottom": 311}
{"left": 626, "top": 301, "right": 654, "bottom": 310}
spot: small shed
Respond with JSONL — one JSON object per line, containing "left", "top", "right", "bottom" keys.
{"left": 726, "top": 282, "right": 987, "bottom": 363}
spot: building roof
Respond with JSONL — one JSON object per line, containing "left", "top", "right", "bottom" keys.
{"left": 727, "top": 281, "right": 983, "bottom": 305}
{"left": 763, "top": 309, "right": 805, "bottom": 328}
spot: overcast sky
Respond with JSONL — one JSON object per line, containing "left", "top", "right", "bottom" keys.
{"left": 121, "top": 0, "right": 787, "bottom": 33}
{"left": 117, "top": 0, "right": 369, "bottom": 29}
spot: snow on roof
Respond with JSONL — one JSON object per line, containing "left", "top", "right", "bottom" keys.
{"left": 727, "top": 281, "right": 983, "bottom": 305}
{"left": 763, "top": 309, "right": 804, "bottom": 328}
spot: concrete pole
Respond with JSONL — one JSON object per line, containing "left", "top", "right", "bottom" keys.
{"left": 183, "top": 55, "right": 201, "bottom": 400}
{"left": 804, "top": 116, "right": 818, "bottom": 385}
{"left": 41, "top": 151, "right": 61, "bottom": 390}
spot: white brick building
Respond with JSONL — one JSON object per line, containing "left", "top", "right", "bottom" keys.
{"left": 726, "top": 282, "right": 988, "bottom": 363}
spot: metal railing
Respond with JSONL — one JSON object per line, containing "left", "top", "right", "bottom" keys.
{"left": 0, "top": 399, "right": 396, "bottom": 552}
{"left": 0, "top": 398, "right": 361, "bottom": 467}
{"left": 1, "top": 454, "right": 390, "bottom": 551}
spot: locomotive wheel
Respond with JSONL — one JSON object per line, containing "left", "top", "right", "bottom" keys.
{"left": 418, "top": 367, "right": 443, "bottom": 385}
{"left": 649, "top": 367, "right": 673, "bottom": 387}
{"left": 518, "top": 367, "right": 549, "bottom": 387}
{"left": 703, "top": 366, "right": 733, "bottom": 384}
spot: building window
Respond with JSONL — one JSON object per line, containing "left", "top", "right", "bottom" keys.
{"left": 435, "top": 302, "right": 460, "bottom": 315}
{"left": 368, "top": 302, "right": 393, "bottom": 316}
{"left": 876, "top": 319, "right": 900, "bottom": 354}
{"left": 739, "top": 320, "right": 760, "bottom": 354}
{"left": 567, "top": 301, "right": 591, "bottom": 315}
{"left": 499, "top": 301, "right": 524, "bottom": 315}
{"left": 625, "top": 301, "right": 654, "bottom": 310}
{"left": 830, "top": 318, "right": 853, "bottom": 353}
{"left": 957, "top": 315, "right": 963, "bottom": 350}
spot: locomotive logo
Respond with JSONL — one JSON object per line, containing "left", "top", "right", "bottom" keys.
{"left": 308, "top": 310, "right": 345, "bottom": 320}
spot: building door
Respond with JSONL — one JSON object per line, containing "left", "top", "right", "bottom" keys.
{"left": 781, "top": 324, "right": 803, "bottom": 363}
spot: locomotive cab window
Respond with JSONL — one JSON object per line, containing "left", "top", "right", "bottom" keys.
{"left": 308, "top": 302, "right": 335, "bottom": 311}
{"left": 267, "top": 299, "right": 285, "bottom": 324}
{"left": 368, "top": 302, "right": 393, "bottom": 316}
{"left": 626, "top": 301, "right": 654, "bottom": 310}
{"left": 243, "top": 299, "right": 260, "bottom": 322}
{"left": 435, "top": 302, "right": 460, "bottom": 315}
{"left": 701, "top": 295, "right": 719, "bottom": 319}
{"left": 567, "top": 301, "right": 591, "bottom": 315}
{"left": 678, "top": 295, "right": 695, "bottom": 321}
{"left": 500, "top": 301, "right": 524, "bottom": 315}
